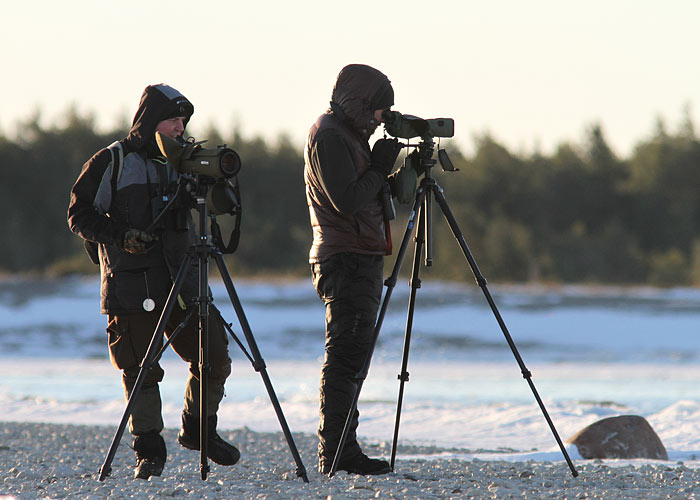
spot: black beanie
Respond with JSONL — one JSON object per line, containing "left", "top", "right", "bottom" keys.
{"left": 162, "top": 96, "right": 194, "bottom": 121}
{"left": 370, "top": 82, "right": 394, "bottom": 111}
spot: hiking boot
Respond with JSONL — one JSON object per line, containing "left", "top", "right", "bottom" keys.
{"left": 133, "top": 432, "right": 166, "bottom": 480}
{"left": 177, "top": 411, "right": 240, "bottom": 466}
{"left": 135, "top": 456, "right": 165, "bottom": 480}
{"left": 320, "top": 453, "right": 392, "bottom": 475}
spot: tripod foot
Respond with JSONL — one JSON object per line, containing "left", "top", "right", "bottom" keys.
{"left": 98, "top": 465, "right": 111, "bottom": 481}
{"left": 296, "top": 467, "right": 309, "bottom": 483}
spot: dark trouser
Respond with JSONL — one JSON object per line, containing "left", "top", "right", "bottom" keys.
{"left": 106, "top": 305, "right": 231, "bottom": 436}
{"left": 311, "top": 252, "right": 384, "bottom": 465}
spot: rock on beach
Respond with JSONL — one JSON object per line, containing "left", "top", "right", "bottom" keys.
{"left": 0, "top": 421, "right": 698, "bottom": 499}
{"left": 568, "top": 414, "right": 669, "bottom": 460}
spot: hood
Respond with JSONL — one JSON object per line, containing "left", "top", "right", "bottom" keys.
{"left": 126, "top": 84, "right": 194, "bottom": 154}
{"left": 330, "top": 64, "right": 393, "bottom": 139}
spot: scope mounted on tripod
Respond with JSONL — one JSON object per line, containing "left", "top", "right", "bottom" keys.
{"left": 156, "top": 132, "right": 241, "bottom": 180}
{"left": 382, "top": 110, "right": 457, "bottom": 172}
{"left": 382, "top": 110, "right": 454, "bottom": 140}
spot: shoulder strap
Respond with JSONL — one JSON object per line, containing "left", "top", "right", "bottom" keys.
{"left": 108, "top": 141, "right": 124, "bottom": 198}
{"left": 86, "top": 142, "right": 123, "bottom": 265}
{"left": 211, "top": 214, "right": 241, "bottom": 254}
{"left": 210, "top": 179, "right": 242, "bottom": 255}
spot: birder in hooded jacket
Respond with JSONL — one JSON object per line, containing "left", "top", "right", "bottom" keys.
{"left": 68, "top": 84, "right": 240, "bottom": 479}
{"left": 305, "top": 64, "right": 412, "bottom": 475}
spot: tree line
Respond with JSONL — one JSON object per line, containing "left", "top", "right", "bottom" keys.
{"left": 1, "top": 108, "right": 699, "bottom": 287}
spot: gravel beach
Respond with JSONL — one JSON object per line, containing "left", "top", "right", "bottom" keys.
{"left": 1, "top": 422, "right": 698, "bottom": 499}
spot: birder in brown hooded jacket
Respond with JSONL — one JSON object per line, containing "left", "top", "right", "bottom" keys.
{"left": 305, "top": 64, "right": 404, "bottom": 475}
{"left": 68, "top": 84, "right": 240, "bottom": 479}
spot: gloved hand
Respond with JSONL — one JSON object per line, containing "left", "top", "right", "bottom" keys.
{"left": 122, "top": 229, "right": 158, "bottom": 254}
{"left": 371, "top": 138, "right": 402, "bottom": 176}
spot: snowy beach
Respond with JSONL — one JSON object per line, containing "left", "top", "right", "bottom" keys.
{"left": 2, "top": 276, "right": 700, "bottom": 498}
{"left": 1, "top": 422, "right": 699, "bottom": 499}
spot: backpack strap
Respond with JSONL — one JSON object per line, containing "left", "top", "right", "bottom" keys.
{"left": 107, "top": 141, "right": 124, "bottom": 203}
{"left": 84, "top": 141, "right": 123, "bottom": 265}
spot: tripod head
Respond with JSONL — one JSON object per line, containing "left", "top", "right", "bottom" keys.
{"left": 401, "top": 136, "right": 458, "bottom": 177}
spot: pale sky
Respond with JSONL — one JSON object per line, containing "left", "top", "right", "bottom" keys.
{"left": 3, "top": 0, "right": 699, "bottom": 157}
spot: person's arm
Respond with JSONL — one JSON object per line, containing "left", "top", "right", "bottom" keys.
{"left": 67, "top": 148, "right": 129, "bottom": 247}
{"left": 311, "top": 131, "right": 386, "bottom": 215}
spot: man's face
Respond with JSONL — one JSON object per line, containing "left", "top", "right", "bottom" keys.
{"left": 370, "top": 107, "right": 390, "bottom": 134}
{"left": 373, "top": 108, "right": 390, "bottom": 124}
{"left": 155, "top": 116, "right": 186, "bottom": 139}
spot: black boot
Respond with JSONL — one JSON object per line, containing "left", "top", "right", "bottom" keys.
{"left": 133, "top": 432, "right": 167, "bottom": 479}
{"left": 177, "top": 411, "right": 240, "bottom": 466}
{"left": 320, "top": 452, "right": 392, "bottom": 476}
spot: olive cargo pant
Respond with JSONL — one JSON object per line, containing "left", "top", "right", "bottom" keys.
{"left": 106, "top": 305, "right": 231, "bottom": 436}
{"left": 312, "top": 252, "right": 384, "bottom": 465}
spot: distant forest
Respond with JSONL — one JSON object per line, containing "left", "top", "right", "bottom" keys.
{"left": 2, "top": 108, "right": 700, "bottom": 287}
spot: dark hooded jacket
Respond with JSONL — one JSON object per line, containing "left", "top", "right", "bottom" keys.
{"left": 68, "top": 84, "right": 198, "bottom": 314}
{"left": 304, "top": 64, "right": 394, "bottom": 263}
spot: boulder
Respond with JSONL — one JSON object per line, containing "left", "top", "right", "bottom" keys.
{"left": 567, "top": 415, "right": 668, "bottom": 460}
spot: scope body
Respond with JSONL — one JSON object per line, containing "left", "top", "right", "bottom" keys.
{"left": 382, "top": 110, "right": 454, "bottom": 139}
{"left": 156, "top": 132, "right": 241, "bottom": 179}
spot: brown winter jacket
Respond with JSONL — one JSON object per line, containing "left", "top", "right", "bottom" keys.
{"left": 304, "top": 65, "right": 394, "bottom": 263}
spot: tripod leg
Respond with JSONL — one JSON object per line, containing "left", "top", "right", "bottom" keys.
{"left": 98, "top": 251, "right": 194, "bottom": 481}
{"left": 390, "top": 202, "right": 426, "bottom": 469}
{"left": 424, "top": 181, "right": 433, "bottom": 267}
{"left": 329, "top": 185, "right": 428, "bottom": 477}
{"left": 213, "top": 253, "right": 309, "bottom": 483}
{"left": 432, "top": 187, "right": 579, "bottom": 478}
{"left": 197, "top": 230, "right": 211, "bottom": 480}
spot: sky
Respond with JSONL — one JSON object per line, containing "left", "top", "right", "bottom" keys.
{"left": 3, "top": 0, "right": 699, "bottom": 158}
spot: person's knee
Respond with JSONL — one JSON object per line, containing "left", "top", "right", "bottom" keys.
{"left": 186, "top": 354, "right": 231, "bottom": 382}
{"left": 326, "top": 296, "right": 378, "bottom": 340}
{"left": 322, "top": 347, "right": 369, "bottom": 381}
{"left": 325, "top": 323, "right": 373, "bottom": 360}
{"left": 123, "top": 364, "right": 165, "bottom": 388}
{"left": 210, "top": 357, "right": 232, "bottom": 382}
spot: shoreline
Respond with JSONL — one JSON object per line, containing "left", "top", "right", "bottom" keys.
{"left": 1, "top": 422, "right": 697, "bottom": 499}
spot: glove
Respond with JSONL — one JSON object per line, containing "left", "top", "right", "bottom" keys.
{"left": 122, "top": 229, "right": 158, "bottom": 254}
{"left": 370, "top": 138, "right": 402, "bottom": 176}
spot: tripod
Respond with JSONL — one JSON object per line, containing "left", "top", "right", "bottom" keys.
{"left": 329, "top": 139, "right": 578, "bottom": 478}
{"left": 98, "top": 184, "right": 308, "bottom": 482}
